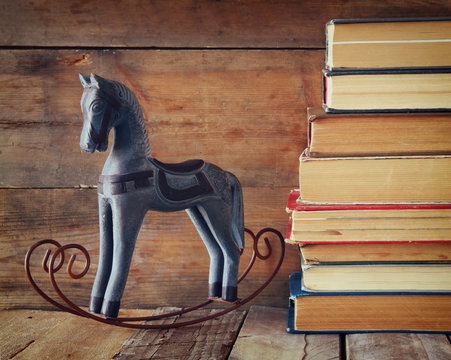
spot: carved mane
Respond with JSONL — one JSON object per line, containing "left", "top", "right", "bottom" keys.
{"left": 106, "top": 77, "right": 151, "bottom": 158}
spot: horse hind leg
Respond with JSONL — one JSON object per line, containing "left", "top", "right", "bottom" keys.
{"left": 227, "top": 171, "right": 245, "bottom": 250}
{"left": 186, "top": 206, "right": 224, "bottom": 298}
{"left": 197, "top": 203, "right": 241, "bottom": 302}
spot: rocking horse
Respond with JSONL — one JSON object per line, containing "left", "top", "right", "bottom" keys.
{"left": 78, "top": 73, "right": 244, "bottom": 319}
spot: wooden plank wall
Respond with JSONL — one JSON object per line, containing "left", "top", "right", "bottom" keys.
{"left": 1, "top": 1, "right": 451, "bottom": 311}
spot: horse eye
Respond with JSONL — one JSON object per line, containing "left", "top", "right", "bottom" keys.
{"left": 91, "top": 101, "right": 104, "bottom": 112}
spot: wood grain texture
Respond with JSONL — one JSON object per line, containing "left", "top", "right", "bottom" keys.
{"left": 1, "top": 0, "right": 450, "bottom": 48}
{"left": 114, "top": 307, "right": 246, "bottom": 359}
{"left": 0, "top": 48, "right": 313, "bottom": 310}
{"left": 0, "top": 47, "right": 310, "bottom": 310}
{"left": 1, "top": 187, "right": 300, "bottom": 310}
{"left": 3, "top": 308, "right": 449, "bottom": 360}
{"left": 347, "top": 333, "right": 451, "bottom": 360}
{"left": 0, "top": 309, "right": 148, "bottom": 360}
{"left": 0, "top": 49, "right": 320, "bottom": 187}
{"left": 229, "top": 305, "right": 340, "bottom": 360}
{"left": 3, "top": 0, "right": 449, "bottom": 314}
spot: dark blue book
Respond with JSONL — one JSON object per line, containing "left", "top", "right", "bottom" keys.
{"left": 287, "top": 272, "right": 451, "bottom": 334}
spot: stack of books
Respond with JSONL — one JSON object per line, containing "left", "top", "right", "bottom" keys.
{"left": 287, "top": 18, "right": 451, "bottom": 333}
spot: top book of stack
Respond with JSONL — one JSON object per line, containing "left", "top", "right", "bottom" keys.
{"left": 326, "top": 18, "right": 451, "bottom": 70}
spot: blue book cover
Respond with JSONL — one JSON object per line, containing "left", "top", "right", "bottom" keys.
{"left": 287, "top": 272, "right": 451, "bottom": 334}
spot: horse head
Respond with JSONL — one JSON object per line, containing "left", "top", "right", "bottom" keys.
{"left": 79, "top": 73, "right": 122, "bottom": 153}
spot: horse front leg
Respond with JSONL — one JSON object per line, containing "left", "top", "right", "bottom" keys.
{"left": 101, "top": 199, "right": 146, "bottom": 319}
{"left": 90, "top": 196, "right": 113, "bottom": 314}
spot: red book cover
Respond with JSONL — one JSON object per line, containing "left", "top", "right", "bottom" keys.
{"left": 287, "top": 190, "right": 451, "bottom": 212}
{"left": 286, "top": 190, "right": 451, "bottom": 244}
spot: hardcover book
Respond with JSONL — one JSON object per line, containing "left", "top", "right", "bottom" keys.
{"left": 323, "top": 68, "right": 451, "bottom": 113}
{"left": 298, "top": 242, "right": 451, "bottom": 265}
{"left": 300, "top": 261, "right": 451, "bottom": 292}
{"left": 298, "top": 152, "right": 451, "bottom": 204}
{"left": 287, "top": 272, "right": 451, "bottom": 333}
{"left": 325, "top": 18, "right": 451, "bottom": 70}
{"left": 306, "top": 108, "right": 451, "bottom": 157}
{"left": 287, "top": 189, "right": 451, "bottom": 243}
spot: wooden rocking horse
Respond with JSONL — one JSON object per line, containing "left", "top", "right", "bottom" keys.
{"left": 79, "top": 73, "right": 244, "bottom": 319}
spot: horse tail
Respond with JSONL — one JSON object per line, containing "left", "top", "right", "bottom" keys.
{"left": 227, "top": 172, "right": 245, "bottom": 249}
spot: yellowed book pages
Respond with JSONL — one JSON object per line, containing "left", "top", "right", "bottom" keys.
{"left": 291, "top": 228, "right": 451, "bottom": 243}
{"left": 299, "top": 153, "right": 451, "bottom": 203}
{"left": 301, "top": 264, "right": 451, "bottom": 292}
{"left": 307, "top": 108, "right": 451, "bottom": 157}
{"left": 299, "top": 242, "right": 451, "bottom": 264}
{"left": 293, "top": 218, "right": 451, "bottom": 230}
{"left": 292, "top": 208, "right": 451, "bottom": 230}
{"left": 292, "top": 208, "right": 451, "bottom": 219}
{"left": 326, "top": 19, "right": 451, "bottom": 69}
{"left": 324, "top": 71, "right": 451, "bottom": 111}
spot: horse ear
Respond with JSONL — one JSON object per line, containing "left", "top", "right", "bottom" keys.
{"left": 90, "top": 73, "right": 100, "bottom": 87}
{"left": 79, "top": 73, "right": 90, "bottom": 87}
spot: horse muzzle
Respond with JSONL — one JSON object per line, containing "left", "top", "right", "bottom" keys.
{"left": 80, "top": 130, "right": 108, "bottom": 153}
{"left": 96, "top": 142, "right": 108, "bottom": 152}
{"left": 81, "top": 142, "right": 108, "bottom": 153}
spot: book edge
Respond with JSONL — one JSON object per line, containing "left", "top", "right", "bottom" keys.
{"left": 328, "top": 17, "right": 451, "bottom": 25}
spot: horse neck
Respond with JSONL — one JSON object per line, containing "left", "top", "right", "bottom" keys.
{"left": 103, "top": 106, "right": 152, "bottom": 175}
{"left": 125, "top": 104, "right": 151, "bottom": 158}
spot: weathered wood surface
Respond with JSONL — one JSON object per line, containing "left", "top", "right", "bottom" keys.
{"left": 2, "top": 0, "right": 449, "bottom": 313}
{"left": 1, "top": 187, "right": 298, "bottom": 310}
{"left": 0, "top": 309, "right": 148, "bottom": 360}
{"left": 346, "top": 333, "right": 451, "bottom": 360}
{"left": 0, "top": 49, "right": 320, "bottom": 187}
{"left": 2, "top": 307, "right": 450, "bottom": 360}
{"left": 229, "top": 305, "right": 340, "bottom": 360}
{"left": 114, "top": 307, "right": 246, "bottom": 359}
{"left": 1, "top": 0, "right": 450, "bottom": 48}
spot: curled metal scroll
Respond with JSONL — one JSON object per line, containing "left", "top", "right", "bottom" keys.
{"left": 24, "top": 227, "right": 285, "bottom": 329}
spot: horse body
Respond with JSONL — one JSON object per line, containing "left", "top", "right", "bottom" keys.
{"left": 79, "top": 73, "right": 244, "bottom": 319}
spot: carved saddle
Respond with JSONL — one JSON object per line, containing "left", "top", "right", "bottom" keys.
{"left": 150, "top": 158, "right": 205, "bottom": 175}
{"left": 98, "top": 158, "right": 215, "bottom": 202}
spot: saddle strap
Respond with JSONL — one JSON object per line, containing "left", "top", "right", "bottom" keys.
{"left": 97, "top": 169, "right": 216, "bottom": 202}
{"left": 98, "top": 170, "right": 154, "bottom": 195}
